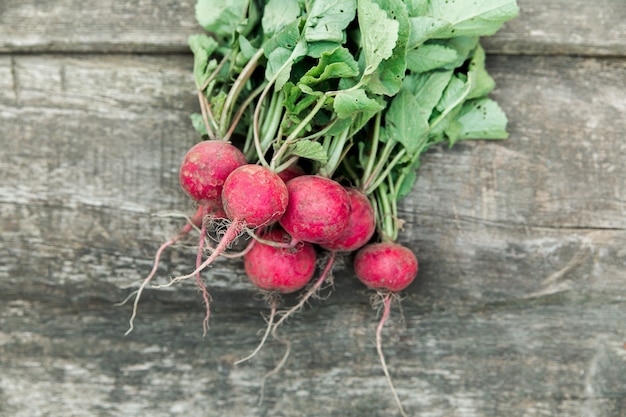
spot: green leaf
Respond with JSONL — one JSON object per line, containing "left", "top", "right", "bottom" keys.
{"left": 262, "top": 0, "right": 302, "bottom": 38}
{"left": 397, "top": 169, "right": 417, "bottom": 199}
{"left": 300, "top": 47, "right": 359, "bottom": 86}
{"left": 288, "top": 141, "right": 329, "bottom": 164}
{"left": 407, "top": 16, "right": 451, "bottom": 48}
{"left": 188, "top": 34, "right": 219, "bottom": 88}
{"left": 404, "top": 0, "right": 428, "bottom": 16}
{"left": 307, "top": 41, "right": 343, "bottom": 58}
{"left": 443, "top": 36, "right": 479, "bottom": 67}
{"left": 333, "top": 88, "right": 385, "bottom": 119}
{"left": 189, "top": 113, "right": 208, "bottom": 136}
{"left": 365, "top": 0, "right": 410, "bottom": 96}
{"left": 406, "top": 44, "right": 459, "bottom": 73}
{"left": 358, "top": 0, "right": 399, "bottom": 76}
{"left": 385, "top": 90, "right": 429, "bottom": 154}
{"left": 264, "top": 19, "right": 301, "bottom": 56}
{"left": 267, "top": 47, "right": 293, "bottom": 85}
{"left": 403, "top": 70, "right": 453, "bottom": 118}
{"left": 266, "top": 41, "right": 307, "bottom": 89}
{"left": 195, "top": 0, "right": 249, "bottom": 38}
{"left": 453, "top": 98, "right": 509, "bottom": 142}
{"left": 466, "top": 44, "right": 496, "bottom": 99}
{"left": 426, "top": 0, "right": 520, "bottom": 38}
{"left": 436, "top": 74, "right": 470, "bottom": 113}
{"left": 264, "top": 19, "right": 307, "bottom": 88}
{"left": 304, "top": 0, "right": 357, "bottom": 43}
{"left": 238, "top": 35, "right": 258, "bottom": 60}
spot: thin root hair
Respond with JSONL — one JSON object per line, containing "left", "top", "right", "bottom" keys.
{"left": 234, "top": 297, "right": 278, "bottom": 365}
{"left": 376, "top": 293, "right": 409, "bottom": 417}
{"left": 258, "top": 323, "right": 292, "bottom": 406}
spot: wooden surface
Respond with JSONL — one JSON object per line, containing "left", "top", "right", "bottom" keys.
{"left": 1, "top": 1, "right": 625, "bottom": 416}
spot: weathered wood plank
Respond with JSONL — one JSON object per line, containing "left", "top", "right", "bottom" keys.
{"left": 483, "top": 0, "right": 626, "bottom": 56}
{"left": 1, "top": 295, "right": 625, "bottom": 416}
{"left": 1, "top": 0, "right": 625, "bottom": 56}
{"left": 0, "top": 0, "right": 198, "bottom": 54}
{"left": 1, "top": 52, "right": 625, "bottom": 416}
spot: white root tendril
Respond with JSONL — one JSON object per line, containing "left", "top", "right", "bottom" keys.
{"left": 376, "top": 292, "right": 408, "bottom": 417}
{"left": 234, "top": 298, "right": 278, "bottom": 365}
{"left": 273, "top": 251, "right": 336, "bottom": 330}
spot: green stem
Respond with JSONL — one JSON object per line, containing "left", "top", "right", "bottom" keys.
{"left": 375, "top": 183, "right": 396, "bottom": 242}
{"left": 253, "top": 59, "right": 293, "bottom": 169}
{"left": 270, "top": 94, "right": 326, "bottom": 170}
{"left": 362, "top": 138, "right": 396, "bottom": 193}
{"left": 341, "top": 157, "right": 359, "bottom": 185}
{"left": 198, "top": 90, "right": 217, "bottom": 140}
{"left": 319, "top": 127, "right": 350, "bottom": 178}
{"left": 274, "top": 156, "right": 299, "bottom": 174}
{"left": 360, "top": 112, "right": 382, "bottom": 190}
{"left": 219, "top": 47, "right": 265, "bottom": 135}
{"left": 364, "top": 147, "right": 406, "bottom": 196}
{"left": 223, "top": 82, "right": 266, "bottom": 143}
{"left": 260, "top": 89, "right": 281, "bottom": 141}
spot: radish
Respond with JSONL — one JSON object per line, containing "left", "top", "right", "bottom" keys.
{"left": 179, "top": 140, "right": 247, "bottom": 206}
{"left": 279, "top": 175, "right": 351, "bottom": 245}
{"left": 321, "top": 188, "right": 376, "bottom": 253}
{"left": 275, "top": 187, "right": 375, "bottom": 329}
{"left": 354, "top": 242, "right": 418, "bottom": 292}
{"left": 244, "top": 228, "right": 316, "bottom": 294}
{"left": 354, "top": 242, "right": 418, "bottom": 417}
{"left": 252, "top": 188, "right": 376, "bottom": 389}
{"left": 178, "top": 140, "right": 248, "bottom": 334}
{"left": 167, "top": 164, "right": 289, "bottom": 286}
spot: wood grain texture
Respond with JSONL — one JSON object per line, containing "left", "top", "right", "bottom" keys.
{"left": 1, "top": 0, "right": 625, "bottom": 56}
{"left": 1, "top": 1, "right": 626, "bottom": 416}
{"left": 1, "top": 51, "right": 625, "bottom": 416}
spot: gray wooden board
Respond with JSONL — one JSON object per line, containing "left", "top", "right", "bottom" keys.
{"left": 1, "top": 0, "right": 626, "bottom": 56}
{"left": 1, "top": 49, "right": 625, "bottom": 415}
{"left": 2, "top": 0, "right": 626, "bottom": 414}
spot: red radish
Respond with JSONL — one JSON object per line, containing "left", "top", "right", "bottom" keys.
{"left": 179, "top": 141, "right": 247, "bottom": 204}
{"left": 279, "top": 175, "right": 351, "bottom": 245}
{"left": 321, "top": 188, "right": 376, "bottom": 252}
{"left": 353, "top": 242, "right": 418, "bottom": 417}
{"left": 354, "top": 242, "right": 418, "bottom": 292}
{"left": 244, "top": 228, "right": 316, "bottom": 294}
{"left": 167, "top": 164, "right": 289, "bottom": 285}
{"left": 275, "top": 188, "right": 375, "bottom": 331}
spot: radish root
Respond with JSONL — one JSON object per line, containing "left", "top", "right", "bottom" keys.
{"left": 273, "top": 250, "right": 336, "bottom": 329}
{"left": 234, "top": 296, "right": 278, "bottom": 365}
{"left": 155, "top": 221, "right": 245, "bottom": 288}
{"left": 195, "top": 207, "right": 212, "bottom": 336}
{"left": 258, "top": 323, "right": 292, "bottom": 406}
{"left": 124, "top": 237, "right": 177, "bottom": 335}
{"left": 376, "top": 293, "right": 408, "bottom": 417}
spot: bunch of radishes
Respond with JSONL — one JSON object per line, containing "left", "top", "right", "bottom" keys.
{"left": 124, "top": 0, "right": 518, "bottom": 414}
